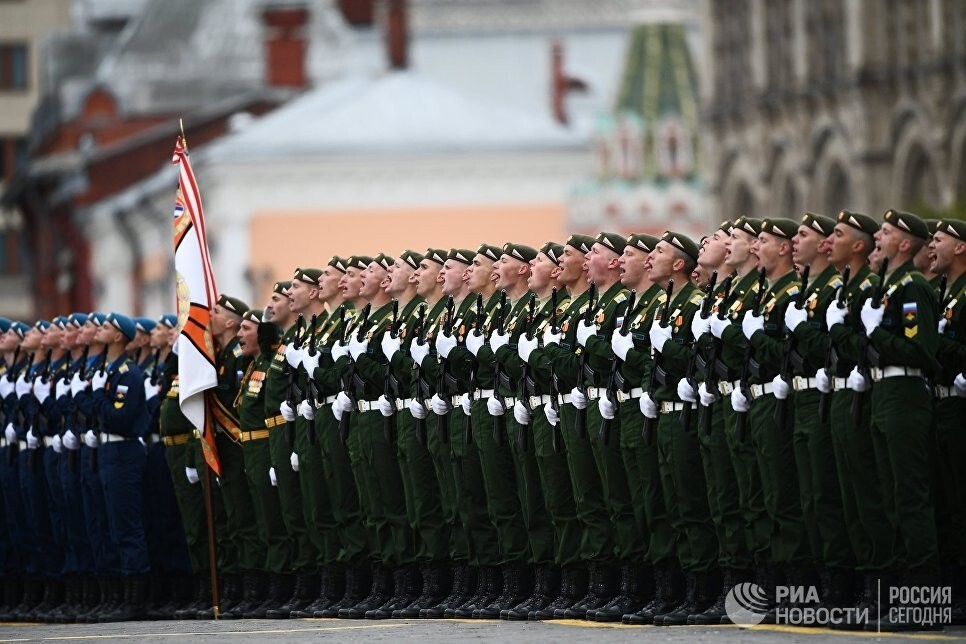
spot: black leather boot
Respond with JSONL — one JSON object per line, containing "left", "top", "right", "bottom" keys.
{"left": 266, "top": 573, "right": 317, "bottom": 619}
{"left": 174, "top": 575, "right": 211, "bottom": 620}
{"left": 689, "top": 568, "right": 746, "bottom": 625}
{"left": 658, "top": 570, "right": 719, "bottom": 625}
{"left": 505, "top": 565, "right": 558, "bottom": 620}
{"left": 562, "top": 563, "right": 617, "bottom": 619}
{"left": 98, "top": 576, "right": 147, "bottom": 622}
{"left": 47, "top": 576, "right": 78, "bottom": 623}
{"left": 623, "top": 563, "right": 683, "bottom": 624}
{"left": 13, "top": 577, "right": 44, "bottom": 621}
{"left": 475, "top": 563, "right": 529, "bottom": 619}
{"left": 531, "top": 565, "right": 585, "bottom": 620}
{"left": 76, "top": 577, "right": 109, "bottom": 623}
{"left": 422, "top": 564, "right": 475, "bottom": 619}
{"left": 395, "top": 565, "right": 447, "bottom": 618}
{"left": 0, "top": 576, "right": 23, "bottom": 621}
{"left": 24, "top": 577, "right": 63, "bottom": 622}
{"left": 294, "top": 567, "right": 344, "bottom": 618}
{"left": 246, "top": 573, "right": 291, "bottom": 619}
{"left": 222, "top": 573, "right": 263, "bottom": 619}
{"left": 155, "top": 574, "right": 192, "bottom": 619}
{"left": 318, "top": 566, "right": 369, "bottom": 618}
{"left": 339, "top": 566, "right": 392, "bottom": 619}
{"left": 591, "top": 565, "right": 649, "bottom": 622}
{"left": 452, "top": 566, "right": 500, "bottom": 618}
{"left": 366, "top": 566, "right": 414, "bottom": 619}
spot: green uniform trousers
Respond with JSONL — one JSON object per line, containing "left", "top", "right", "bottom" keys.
{"left": 934, "top": 396, "right": 966, "bottom": 568}
{"left": 315, "top": 410, "right": 367, "bottom": 565}
{"left": 294, "top": 415, "right": 340, "bottom": 567}
{"left": 188, "top": 437, "right": 234, "bottom": 573}
{"left": 163, "top": 439, "right": 209, "bottom": 574}
{"left": 240, "top": 436, "right": 292, "bottom": 574}
{"left": 267, "top": 423, "right": 316, "bottom": 572}
{"left": 394, "top": 413, "right": 449, "bottom": 564}
{"left": 508, "top": 413, "right": 554, "bottom": 566}
{"left": 532, "top": 409, "right": 582, "bottom": 567}
{"left": 209, "top": 433, "right": 260, "bottom": 573}
{"left": 558, "top": 403, "right": 612, "bottom": 561}
{"left": 448, "top": 408, "right": 496, "bottom": 565}
{"left": 722, "top": 399, "right": 772, "bottom": 565}
{"left": 618, "top": 400, "right": 666, "bottom": 565}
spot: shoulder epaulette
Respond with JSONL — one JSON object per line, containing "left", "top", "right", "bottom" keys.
{"left": 901, "top": 274, "right": 914, "bottom": 286}
{"left": 118, "top": 363, "right": 129, "bottom": 374}
{"left": 827, "top": 275, "right": 844, "bottom": 290}
{"left": 614, "top": 293, "right": 628, "bottom": 304}
{"left": 232, "top": 344, "right": 243, "bottom": 357}
{"left": 859, "top": 278, "right": 872, "bottom": 291}
{"left": 785, "top": 285, "right": 800, "bottom": 298}
{"left": 689, "top": 292, "right": 703, "bottom": 305}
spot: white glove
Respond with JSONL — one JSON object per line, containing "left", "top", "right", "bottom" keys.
{"left": 430, "top": 394, "right": 450, "bottom": 416}
{"left": 569, "top": 386, "right": 588, "bottom": 410}
{"left": 138, "top": 437, "right": 147, "bottom": 452}
{"left": 741, "top": 311, "right": 764, "bottom": 341}
{"left": 70, "top": 373, "right": 88, "bottom": 396}
{"left": 784, "top": 305, "right": 807, "bottom": 332}
{"left": 460, "top": 393, "right": 472, "bottom": 416}
{"left": 847, "top": 366, "right": 869, "bottom": 392}
{"left": 26, "top": 429, "right": 39, "bottom": 449}
{"left": 649, "top": 322, "right": 672, "bottom": 353}
{"left": 290, "top": 452, "right": 299, "bottom": 472}
{"left": 576, "top": 320, "right": 596, "bottom": 347}
{"left": 91, "top": 370, "right": 107, "bottom": 392}
{"left": 348, "top": 334, "right": 368, "bottom": 361}
{"left": 83, "top": 429, "right": 98, "bottom": 449}
{"left": 466, "top": 330, "right": 485, "bottom": 357}
{"left": 144, "top": 380, "right": 159, "bottom": 401}
{"left": 544, "top": 401, "right": 559, "bottom": 425}
{"left": 52, "top": 435, "right": 63, "bottom": 453}
{"left": 513, "top": 400, "right": 531, "bottom": 425}
{"left": 408, "top": 398, "right": 428, "bottom": 419}
{"left": 955, "top": 373, "right": 966, "bottom": 397}
{"left": 410, "top": 340, "right": 430, "bottom": 367}
{"left": 543, "top": 327, "right": 561, "bottom": 346}
{"left": 297, "top": 399, "right": 315, "bottom": 420}
{"left": 55, "top": 377, "right": 70, "bottom": 400}
{"left": 490, "top": 330, "right": 510, "bottom": 354}
{"left": 302, "top": 351, "right": 320, "bottom": 377}
{"left": 332, "top": 391, "right": 353, "bottom": 420}
{"left": 376, "top": 394, "right": 395, "bottom": 418}
{"left": 435, "top": 332, "right": 457, "bottom": 359}
{"left": 4, "top": 423, "right": 15, "bottom": 443}
{"left": 279, "top": 400, "right": 296, "bottom": 422}
{"left": 825, "top": 301, "right": 847, "bottom": 329}
{"left": 284, "top": 344, "right": 304, "bottom": 369}
{"left": 15, "top": 375, "right": 31, "bottom": 397}
{"left": 381, "top": 332, "right": 401, "bottom": 361}
{"left": 860, "top": 300, "right": 884, "bottom": 337}
{"left": 611, "top": 331, "right": 634, "bottom": 361}
{"left": 331, "top": 341, "right": 349, "bottom": 363}
{"left": 816, "top": 368, "right": 832, "bottom": 394}
{"left": 710, "top": 314, "right": 730, "bottom": 339}
{"left": 518, "top": 334, "right": 539, "bottom": 364}
{"left": 0, "top": 376, "right": 13, "bottom": 398}
{"left": 598, "top": 396, "right": 616, "bottom": 420}
{"left": 486, "top": 396, "right": 505, "bottom": 416}
{"left": 698, "top": 382, "right": 716, "bottom": 407}
{"left": 731, "top": 387, "right": 750, "bottom": 412}
{"left": 34, "top": 378, "right": 51, "bottom": 405}
{"left": 771, "top": 375, "right": 791, "bottom": 400}
{"left": 676, "top": 378, "right": 697, "bottom": 403}
{"left": 939, "top": 318, "right": 948, "bottom": 334}
{"left": 185, "top": 466, "right": 200, "bottom": 484}
{"left": 691, "top": 314, "right": 712, "bottom": 341}
{"left": 269, "top": 467, "right": 277, "bottom": 487}
{"left": 62, "top": 430, "right": 79, "bottom": 450}
{"left": 640, "top": 392, "right": 657, "bottom": 419}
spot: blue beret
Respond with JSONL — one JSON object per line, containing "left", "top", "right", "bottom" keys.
{"left": 0, "top": 317, "right": 11, "bottom": 334}
{"left": 106, "top": 313, "right": 137, "bottom": 341}
{"left": 68, "top": 313, "right": 89, "bottom": 327}
{"left": 89, "top": 313, "right": 106, "bottom": 326}
{"left": 157, "top": 314, "right": 178, "bottom": 329}
{"left": 52, "top": 316, "right": 70, "bottom": 330}
{"left": 134, "top": 317, "right": 157, "bottom": 333}
{"left": 34, "top": 320, "right": 51, "bottom": 331}
{"left": 11, "top": 322, "right": 30, "bottom": 338}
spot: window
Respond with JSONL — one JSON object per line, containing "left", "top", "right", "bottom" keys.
{"left": 0, "top": 44, "right": 28, "bottom": 90}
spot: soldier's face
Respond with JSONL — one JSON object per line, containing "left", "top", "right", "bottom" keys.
{"left": 79, "top": 321, "right": 98, "bottom": 344}
{"left": 149, "top": 325, "right": 167, "bottom": 349}
{"left": 0, "top": 330, "right": 18, "bottom": 352}
{"left": 386, "top": 260, "right": 413, "bottom": 296}
{"left": 60, "top": 326, "right": 77, "bottom": 350}
{"left": 317, "top": 268, "right": 342, "bottom": 302}
{"left": 211, "top": 304, "right": 229, "bottom": 334}
{"left": 288, "top": 280, "right": 318, "bottom": 312}
{"left": 827, "top": 223, "right": 853, "bottom": 266}
{"left": 265, "top": 292, "right": 286, "bottom": 321}
{"left": 699, "top": 230, "right": 728, "bottom": 269}
{"left": 792, "top": 225, "right": 825, "bottom": 266}
{"left": 929, "top": 231, "right": 963, "bottom": 274}
{"left": 754, "top": 233, "right": 788, "bottom": 273}
{"left": 725, "top": 229, "right": 754, "bottom": 267}
{"left": 874, "top": 223, "right": 903, "bottom": 260}
{"left": 527, "top": 253, "right": 555, "bottom": 291}
{"left": 558, "top": 246, "right": 586, "bottom": 285}
{"left": 237, "top": 319, "right": 259, "bottom": 357}
{"left": 619, "top": 246, "right": 648, "bottom": 286}
{"left": 465, "top": 255, "right": 494, "bottom": 293}
{"left": 645, "top": 241, "right": 678, "bottom": 284}
{"left": 440, "top": 259, "right": 465, "bottom": 296}
{"left": 414, "top": 260, "right": 441, "bottom": 297}
{"left": 22, "top": 327, "right": 44, "bottom": 351}
{"left": 360, "top": 263, "right": 389, "bottom": 299}
{"left": 585, "top": 243, "right": 619, "bottom": 285}
{"left": 340, "top": 268, "right": 364, "bottom": 300}
{"left": 41, "top": 326, "right": 62, "bottom": 349}
{"left": 494, "top": 255, "right": 525, "bottom": 290}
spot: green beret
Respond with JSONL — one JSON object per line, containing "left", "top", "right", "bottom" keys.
{"left": 925, "top": 219, "right": 940, "bottom": 236}
{"left": 272, "top": 281, "right": 291, "bottom": 295}
{"left": 328, "top": 256, "right": 349, "bottom": 273}
{"left": 596, "top": 231, "right": 627, "bottom": 255}
{"left": 660, "top": 231, "right": 699, "bottom": 262}
{"left": 502, "top": 242, "right": 538, "bottom": 263}
{"left": 400, "top": 250, "right": 424, "bottom": 270}
{"left": 217, "top": 294, "right": 250, "bottom": 315}
{"left": 540, "top": 242, "right": 565, "bottom": 265}
{"left": 627, "top": 233, "right": 660, "bottom": 253}
{"left": 760, "top": 218, "right": 798, "bottom": 239}
{"left": 348, "top": 256, "right": 373, "bottom": 270}
{"left": 837, "top": 210, "right": 878, "bottom": 236}
{"left": 733, "top": 216, "right": 762, "bottom": 237}
{"left": 373, "top": 253, "right": 394, "bottom": 270}
{"left": 476, "top": 244, "right": 502, "bottom": 263}
{"left": 802, "top": 212, "right": 836, "bottom": 237}
{"left": 241, "top": 309, "right": 263, "bottom": 325}
{"left": 293, "top": 267, "right": 323, "bottom": 285}
{"left": 566, "top": 234, "right": 596, "bottom": 254}
{"left": 718, "top": 219, "right": 734, "bottom": 234}
{"left": 936, "top": 219, "right": 966, "bottom": 241}
{"left": 425, "top": 248, "right": 448, "bottom": 265}
{"left": 883, "top": 209, "right": 929, "bottom": 240}
{"left": 447, "top": 248, "right": 476, "bottom": 265}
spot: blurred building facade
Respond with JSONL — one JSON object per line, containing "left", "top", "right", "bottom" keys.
{"left": 700, "top": 0, "right": 966, "bottom": 220}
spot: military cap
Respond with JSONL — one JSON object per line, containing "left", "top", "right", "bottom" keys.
{"left": 566, "top": 234, "right": 597, "bottom": 254}
{"left": 733, "top": 217, "right": 761, "bottom": 238}
{"left": 11, "top": 321, "right": 30, "bottom": 338}
{"left": 293, "top": 267, "right": 323, "bottom": 285}
{"left": 925, "top": 219, "right": 940, "bottom": 236}
{"left": 596, "top": 231, "right": 627, "bottom": 255}
{"left": 272, "top": 281, "right": 291, "bottom": 295}
{"left": 627, "top": 233, "right": 660, "bottom": 253}
{"left": 134, "top": 317, "right": 156, "bottom": 333}
{"left": 447, "top": 248, "right": 476, "bottom": 265}
{"left": 936, "top": 219, "right": 966, "bottom": 241}
{"left": 718, "top": 219, "right": 734, "bottom": 234}
{"left": 157, "top": 314, "right": 178, "bottom": 328}
{"left": 883, "top": 209, "right": 929, "bottom": 240}
{"left": 348, "top": 256, "right": 373, "bottom": 270}
{"left": 400, "top": 250, "right": 424, "bottom": 270}
{"left": 106, "top": 313, "right": 136, "bottom": 341}
{"left": 89, "top": 313, "right": 106, "bottom": 327}
{"left": 837, "top": 210, "right": 878, "bottom": 236}
{"left": 476, "top": 244, "right": 502, "bottom": 263}
{"left": 425, "top": 248, "right": 448, "bottom": 265}
{"left": 802, "top": 212, "right": 836, "bottom": 237}
{"left": 34, "top": 320, "right": 51, "bottom": 331}
{"left": 328, "top": 256, "right": 349, "bottom": 273}
{"left": 52, "top": 316, "right": 70, "bottom": 330}
{"left": 68, "top": 313, "right": 89, "bottom": 328}
{"left": 0, "top": 317, "right": 10, "bottom": 333}
{"left": 760, "top": 218, "right": 799, "bottom": 239}
{"left": 661, "top": 231, "right": 700, "bottom": 261}
{"left": 373, "top": 253, "right": 394, "bottom": 270}
{"left": 540, "top": 241, "right": 565, "bottom": 265}
{"left": 217, "top": 294, "right": 249, "bottom": 315}
{"left": 242, "top": 309, "right": 263, "bottom": 324}
{"left": 503, "top": 242, "right": 538, "bottom": 264}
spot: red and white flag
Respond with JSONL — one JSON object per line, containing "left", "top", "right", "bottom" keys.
{"left": 171, "top": 136, "right": 221, "bottom": 475}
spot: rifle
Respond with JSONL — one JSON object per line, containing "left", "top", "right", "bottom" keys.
{"left": 818, "top": 266, "right": 850, "bottom": 424}
{"left": 491, "top": 292, "right": 511, "bottom": 444}
{"left": 302, "top": 314, "right": 320, "bottom": 444}
{"left": 464, "top": 292, "right": 489, "bottom": 445}
{"left": 148, "top": 347, "right": 163, "bottom": 386}
{"left": 382, "top": 300, "right": 401, "bottom": 445}
{"left": 851, "top": 257, "right": 888, "bottom": 424}
{"left": 936, "top": 273, "right": 948, "bottom": 304}
{"left": 773, "top": 265, "right": 809, "bottom": 431}
{"left": 435, "top": 296, "right": 456, "bottom": 444}
{"left": 735, "top": 268, "right": 768, "bottom": 443}
{"left": 410, "top": 304, "right": 429, "bottom": 447}
{"left": 697, "top": 274, "right": 734, "bottom": 435}
{"left": 340, "top": 303, "right": 371, "bottom": 445}
{"left": 517, "top": 294, "right": 538, "bottom": 451}
{"left": 284, "top": 315, "right": 306, "bottom": 449}
{"left": 574, "top": 284, "right": 598, "bottom": 438}
{"left": 67, "top": 344, "right": 90, "bottom": 473}
{"left": 547, "top": 288, "right": 563, "bottom": 453}
{"left": 681, "top": 271, "right": 718, "bottom": 431}
{"left": 600, "top": 289, "right": 636, "bottom": 445}
{"left": 642, "top": 281, "right": 673, "bottom": 446}
{"left": 28, "top": 349, "right": 53, "bottom": 471}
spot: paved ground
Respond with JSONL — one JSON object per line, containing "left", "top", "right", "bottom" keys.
{"left": 1, "top": 619, "right": 965, "bottom": 643}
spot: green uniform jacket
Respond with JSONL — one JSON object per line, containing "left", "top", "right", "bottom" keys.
{"left": 159, "top": 354, "right": 194, "bottom": 435}
{"left": 789, "top": 266, "right": 844, "bottom": 375}
{"left": 746, "top": 270, "right": 801, "bottom": 384}
{"left": 638, "top": 282, "right": 703, "bottom": 400}
{"left": 215, "top": 338, "right": 250, "bottom": 430}
{"left": 937, "top": 273, "right": 966, "bottom": 385}
{"left": 868, "top": 260, "right": 940, "bottom": 372}
{"left": 715, "top": 270, "right": 765, "bottom": 378}
{"left": 826, "top": 265, "right": 878, "bottom": 376}
{"left": 238, "top": 352, "right": 272, "bottom": 429}
{"left": 619, "top": 283, "right": 667, "bottom": 389}
{"left": 523, "top": 289, "right": 589, "bottom": 392}
{"left": 264, "top": 325, "right": 297, "bottom": 423}
{"left": 562, "top": 281, "right": 631, "bottom": 389}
